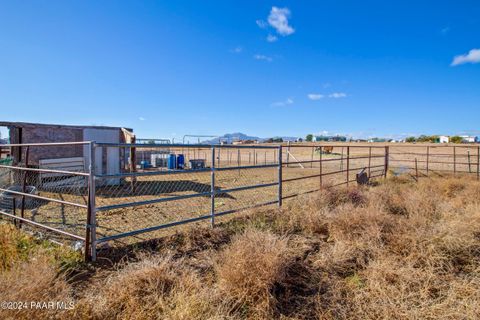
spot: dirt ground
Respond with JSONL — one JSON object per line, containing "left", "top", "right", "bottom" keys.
{"left": 2, "top": 142, "right": 479, "bottom": 247}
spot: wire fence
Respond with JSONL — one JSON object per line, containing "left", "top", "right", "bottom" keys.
{"left": 388, "top": 144, "right": 480, "bottom": 180}
{"left": 1, "top": 142, "right": 478, "bottom": 261}
{"left": 0, "top": 142, "right": 91, "bottom": 245}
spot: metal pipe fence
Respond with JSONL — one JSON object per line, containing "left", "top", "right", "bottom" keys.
{"left": 91, "top": 143, "right": 281, "bottom": 253}
{"left": 388, "top": 145, "right": 480, "bottom": 179}
{"left": 1, "top": 142, "right": 479, "bottom": 261}
{"left": 0, "top": 142, "right": 92, "bottom": 250}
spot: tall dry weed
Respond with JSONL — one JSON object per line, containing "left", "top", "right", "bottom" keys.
{"left": 215, "top": 228, "right": 292, "bottom": 318}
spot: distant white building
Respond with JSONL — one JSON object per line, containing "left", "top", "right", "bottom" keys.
{"left": 460, "top": 135, "right": 478, "bottom": 143}
{"left": 439, "top": 136, "right": 449, "bottom": 143}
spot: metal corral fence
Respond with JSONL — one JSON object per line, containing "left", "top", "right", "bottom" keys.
{"left": 388, "top": 144, "right": 480, "bottom": 180}
{"left": 0, "top": 142, "right": 91, "bottom": 247}
{"left": 1, "top": 142, "right": 478, "bottom": 261}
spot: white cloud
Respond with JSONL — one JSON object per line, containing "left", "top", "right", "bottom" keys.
{"left": 230, "top": 46, "right": 243, "bottom": 53}
{"left": 308, "top": 93, "right": 324, "bottom": 100}
{"left": 256, "top": 19, "right": 268, "bottom": 29}
{"left": 254, "top": 54, "right": 273, "bottom": 62}
{"left": 271, "top": 98, "right": 294, "bottom": 107}
{"left": 139, "top": 117, "right": 146, "bottom": 121}
{"left": 268, "top": 7, "right": 295, "bottom": 36}
{"left": 266, "top": 34, "right": 278, "bottom": 42}
{"left": 451, "top": 48, "right": 480, "bottom": 66}
{"left": 328, "top": 92, "right": 347, "bottom": 98}
{"left": 441, "top": 26, "right": 450, "bottom": 35}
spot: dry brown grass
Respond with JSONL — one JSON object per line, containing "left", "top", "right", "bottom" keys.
{"left": 74, "top": 254, "right": 225, "bottom": 320}
{"left": 1, "top": 174, "right": 480, "bottom": 319}
{"left": 0, "top": 255, "right": 73, "bottom": 320}
{"left": 215, "top": 229, "right": 292, "bottom": 318}
{"left": 0, "top": 223, "right": 80, "bottom": 320}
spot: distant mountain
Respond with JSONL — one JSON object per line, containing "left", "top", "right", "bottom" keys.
{"left": 202, "top": 133, "right": 262, "bottom": 144}
{"left": 277, "top": 136, "right": 299, "bottom": 142}
{"left": 201, "top": 133, "right": 300, "bottom": 144}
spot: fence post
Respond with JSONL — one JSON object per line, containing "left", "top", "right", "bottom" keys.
{"left": 477, "top": 146, "right": 480, "bottom": 181}
{"left": 453, "top": 146, "right": 456, "bottom": 175}
{"left": 278, "top": 145, "right": 283, "bottom": 207}
{"left": 319, "top": 146, "right": 323, "bottom": 188}
{"left": 346, "top": 146, "right": 350, "bottom": 187}
{"left": 384, "top": 146, "right": 389, "bottom": 179}
{"left": 286, "top": 141, "right": 291, "bottom": 168}
{"left": 20, "top": 146, "right": 30, "bottom": 228}
{"left": 310, "top": 146, "right": 314, "bottom": 168}
{"left": 130, "top": 137, "right": 137, "bottom": 193}
{"left": 468, "top": 150, "right": 471, "bottom": 173}
{"left": 237, "top": 149, "right": 240, "bottom": 167}
{"left": 86, "top": 141, "right": 97, "bottom": 262}
{"left": 340, "top": 147, "right": 344, "bottom": 171}
{"left": 12, "top": 198, "right": 17, "bottom": 228}
{"left": 415, "top": 158, "right": 419, "bottom": 181}
{"left": 210, "top": 146, "right": 216, "bottom": 227}
{"left": 368, "top": 147, "right": 372, "bottom": 177}
{"left": 426, "top": 146, "right": 430, "bottom": 176}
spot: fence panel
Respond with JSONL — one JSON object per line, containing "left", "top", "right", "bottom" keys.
{"left": 3, "top": 141, "right": 479, "bottom": 261}
{"left": 389, "top": 145, "right": 480, "bottom": 177}
{"left": 0, "top": 143, "right": 91, "bottom": 244}
{"left": 93, "top": 144, "right": 280, "bottom": 245}
{"left": 281, "top": 144, "right": 387, "bottom": 199}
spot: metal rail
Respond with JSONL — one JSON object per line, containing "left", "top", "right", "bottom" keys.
{"left": 96, "top": 199, "right": 279, "bottom": 243}
{"left": 95, "top": 142, "right": 278, "bottom": 149}
{"left": 0, "top": 187, "right": 88, "bottom": 208}
{"left": 4, "top": 141, "right": 480, "bottom": 263}
{"left": 0, "top": 164, "right": 89, "bottom": 176}
{"left": 96, "top": 191, "right": 212, "bottom": 212}
{"left": 0, "top": 209, "right": 85, "bottom": 241}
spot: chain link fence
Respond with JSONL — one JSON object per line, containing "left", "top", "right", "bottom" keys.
{"left": 0, "top": 142, "right": 91, "bottom": 246}
{"left": 281, "top": 144, "right": 387, "bottom": 199}
{"left": 92, "top": 144, "right": 280, "bottom": 251}
{"left": 2, "top": 141, "right": 479, "bottom": 261}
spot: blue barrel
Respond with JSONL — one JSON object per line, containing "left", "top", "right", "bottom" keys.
{"left": 176, "top": 154, "right": 185, "bottom": 169}
{"left": 140, "top": 160, "right": 150, "bottom": 169}
{"left": 167, "top": 154, "right": 177, "bottom": 169}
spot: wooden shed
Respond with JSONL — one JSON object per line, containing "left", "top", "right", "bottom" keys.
{"left": 0, "top": 121, "right": 134, "bottom": 185}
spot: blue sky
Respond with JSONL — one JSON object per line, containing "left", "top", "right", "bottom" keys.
{"left": 0, "top": 1, "right": 479, "bottom": 140}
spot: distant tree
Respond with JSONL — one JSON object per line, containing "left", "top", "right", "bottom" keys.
{"left": 406, "top": 136, "right": 416, "bottom": 143}
{"left": 417, "top": 135, "right": 430, "bottom": 143}
{"left": 297, "top": 138, "right": 303, "bottom": 142}
{"left": 306, "top": 134, "right": 313, "bottom": 142}
{"left": 264, "top": 137, "right": 284, "bottom": 143}
{"left": 450, "top": 136, "right": 463, "bottom": 144}
{"left": 416, "top": 135, "right": 439, "bottom": 143}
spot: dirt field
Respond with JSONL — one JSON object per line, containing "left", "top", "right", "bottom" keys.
{"left": 2, "top": 142, "right": 479, "bottom": 248}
